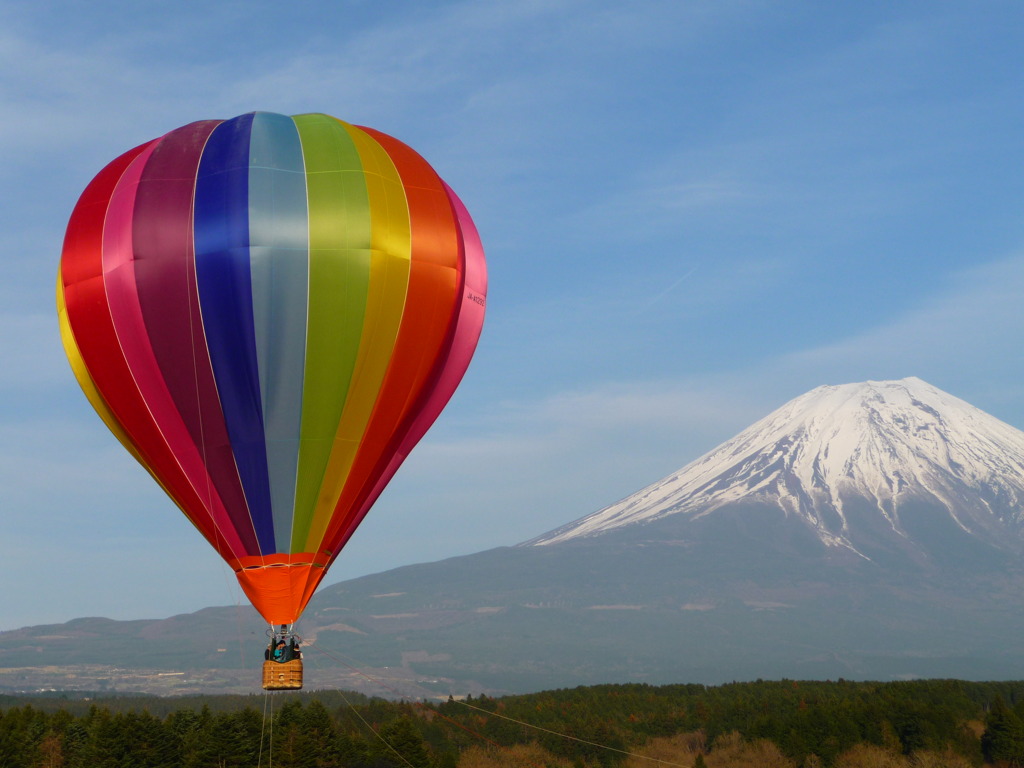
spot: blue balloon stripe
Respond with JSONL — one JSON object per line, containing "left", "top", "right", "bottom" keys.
{"left": 194, "top": 113, "right": 277, "bottom": 553}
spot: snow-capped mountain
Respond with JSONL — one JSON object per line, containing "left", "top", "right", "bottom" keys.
{"left": 17, "top": 377, "right": 1024, "bottom": 692}
{"left": 530, "top": 378, "right": 1024, "bottom": 559}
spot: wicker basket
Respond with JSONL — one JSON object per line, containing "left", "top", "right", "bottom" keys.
{"left": 262, "top": 659, "right": 304, "bottom": 690}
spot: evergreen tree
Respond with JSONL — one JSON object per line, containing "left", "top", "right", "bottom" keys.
{"left": 61, "top": 721, "right": 89, "bottom": 768}
{"left": 272, "top": 699, "right": 341, "bottom": 768}
{"left": 0, "top": 706, "right": 49, "bottom": 766}
{"left": 982, "top": 696, "right": 1024, "bottom": 766}
{"left": 166, "top": 707, "right": 205, "bottom": 768}
{"left": 302, "top": 699, "right": 341, "bottom": 766}
{"left": 79, "top": 706, "right": 121, "bottom": 768}
{"left": 205, "top": 708, "right": 263, "bottom": 767}
{"left": 335, "top": 732, "right": 372, "bottom": 768}
{"left": 376, "top": 718, "right": 431, "bottom": 768}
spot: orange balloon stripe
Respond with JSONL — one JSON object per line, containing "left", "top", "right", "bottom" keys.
{"left": 330, "top": 181, "right": 487, "bottom": 563}
{"left": 318, "top": 127, "right": 463, "bottom": 555}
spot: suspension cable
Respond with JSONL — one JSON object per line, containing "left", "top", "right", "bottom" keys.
{"left": 301, "top": 639, "right": 689, "bottom": 767}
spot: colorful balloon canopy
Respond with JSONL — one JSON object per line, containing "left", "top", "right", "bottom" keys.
{"left": 58, "top": 112, "right": 486, "bottom": 625}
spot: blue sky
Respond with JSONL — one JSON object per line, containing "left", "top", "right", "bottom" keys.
{"left": 4, "top": 1, "right": 1024, "bottom": 631}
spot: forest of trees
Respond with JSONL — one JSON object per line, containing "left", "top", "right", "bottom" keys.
{"left": 6, "top": 679, "right": 1024, "bottom": 767}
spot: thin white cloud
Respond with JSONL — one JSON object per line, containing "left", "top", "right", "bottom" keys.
{"left": 357, "top": 376, "right": 769, "bottom": 557}
{"left": 763, "top": 251, "right": 1024, "bottom": 423}
{"left": 0, "top": 30, "right": 202, "bottom": 159}
{"left": 370, "top": 248, "right": 1024, "bottom": 560}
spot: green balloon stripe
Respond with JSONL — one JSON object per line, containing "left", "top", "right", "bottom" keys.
{"left": 290, "top": 114, "right": 371, "bottom": 549}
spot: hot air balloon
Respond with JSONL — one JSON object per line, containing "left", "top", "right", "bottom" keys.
{"left": 57, "top": 112, "right": 486, "bottom": 689}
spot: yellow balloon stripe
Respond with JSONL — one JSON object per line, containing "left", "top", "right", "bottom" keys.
{"left": 303, "top": 121, "right": 412, "bottom": 551}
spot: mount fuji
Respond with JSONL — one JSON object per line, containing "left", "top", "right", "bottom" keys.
{"left": 530, "top": 377, "right": 1024, "bottom": 568}
{"left": 9, "top": 378, "right": 1024, "bottom": 695}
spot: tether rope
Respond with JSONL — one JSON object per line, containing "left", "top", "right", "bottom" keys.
{"left": 456, "top": 699, "right": 688, "bottom": 767}
{"left": 302, "top": 641, "right": 503, "bottom": 749}
{"left": 258, "top": 689, "right": 271, "bottom": 767}
{"left": 301, "top": 639, "right": 688, "bottom": 767}
{"left": 331, "top": 683, "right": 420, "bottom": 768}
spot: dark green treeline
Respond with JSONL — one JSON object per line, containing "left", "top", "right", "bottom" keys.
{"left": 5, "top": 679, "right": 1024, "bottom": 767}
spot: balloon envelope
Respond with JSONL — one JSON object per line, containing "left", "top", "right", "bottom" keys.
{"left": 58, "top": 112, "right": 486, "bottom": 624}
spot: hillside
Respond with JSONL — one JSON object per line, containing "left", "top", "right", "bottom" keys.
{"left": 7, "top": 378, "right": 1024, "bottom": 696}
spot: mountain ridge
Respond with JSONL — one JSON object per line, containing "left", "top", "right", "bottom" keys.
{"left": 529, "top": 377, "right": 1024, "bottom": 562}
{"left": 8, "top": 376, "right": 1024, "bottom": 696}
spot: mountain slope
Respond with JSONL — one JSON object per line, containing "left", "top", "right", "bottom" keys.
{"left": 8, "top": 536, "right": 1024, "bottom": 696}
{"left": 9, "top": 377, "right": 1024, "bottom": 697}
{"left": 530, "top": 378, "right": 1024, "bottom": 561}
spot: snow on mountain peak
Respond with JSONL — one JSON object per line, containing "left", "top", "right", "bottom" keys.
{"left": 530, "top": 378, "right": 1024, "bottom": 552}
